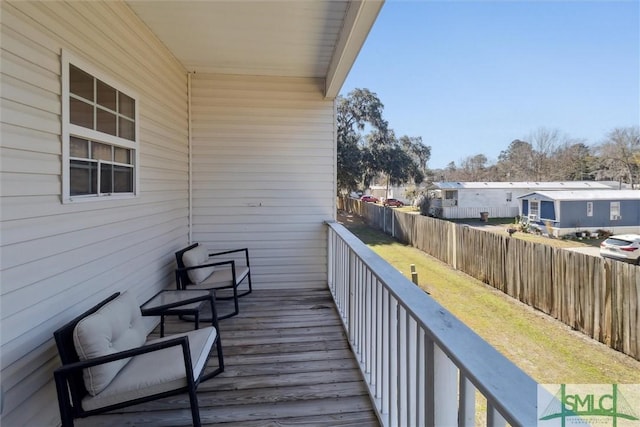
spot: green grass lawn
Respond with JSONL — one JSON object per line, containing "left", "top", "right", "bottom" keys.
{"left": 340, "top": 213, "right": 640, "bottom": 385}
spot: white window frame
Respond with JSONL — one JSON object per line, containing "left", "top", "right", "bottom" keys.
{"left": 529, "top": 200, "right": 539, "bottom": 220}
{"left": 586, "top": 201, "right": 593, "bottom": 217}
{"left": 61, "top": 50, "right": 140, "bottom": 203}
{"left": 610, "top": 201, "right": 621, "bottom": 220}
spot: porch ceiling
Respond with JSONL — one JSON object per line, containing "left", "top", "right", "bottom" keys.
{"left": 125, "top": 0, "right": 383, "bottom": 98}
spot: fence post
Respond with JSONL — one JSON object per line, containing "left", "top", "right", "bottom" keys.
{"left": 450, "top": 222, "right": 457, "bottom": 270}
{"left": 411, "top": 264, "right": 418, "bottom": 285}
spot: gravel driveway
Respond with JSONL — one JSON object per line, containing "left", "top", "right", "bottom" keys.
{"left": 564, "top": 246, "right": 602, "bottom": 258}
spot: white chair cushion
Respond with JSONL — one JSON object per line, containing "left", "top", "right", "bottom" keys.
{"left": 81, "top": 326, "right": 217, "bottom": 411}
{"left": 73, "top": 291, "right": 146, "bottom": 396}
{"left": 186, "top": 265, "right": 249, "bottom": 291}
{"left": 182, "top": 245, "right": 215, "bottom": 284}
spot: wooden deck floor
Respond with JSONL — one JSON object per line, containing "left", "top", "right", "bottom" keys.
{"left": 78, "top": 288, "right": 380, "bottom": 426}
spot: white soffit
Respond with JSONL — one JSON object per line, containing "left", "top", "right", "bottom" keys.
{"left": 126, "top": 0, "right": 383, "bottom": 98}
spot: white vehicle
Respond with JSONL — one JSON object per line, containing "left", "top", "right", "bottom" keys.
{"left": 599, "top": 234, "right": 640, "bottom": 264}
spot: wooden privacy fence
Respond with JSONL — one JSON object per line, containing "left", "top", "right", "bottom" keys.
{"left": 338, "top": 197, "right": 640, "bottom": 360}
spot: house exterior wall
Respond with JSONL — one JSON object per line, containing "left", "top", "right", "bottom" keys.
{"left": 190, "top": 74, "right": 335, "bottom": 289}
{"left": 558, "top": 200, "right": 640, "bottom": 231}
{"left": 440, "top": 188, "right": 522, "bottom": 219}
{"left": 1, "top": 2, "right": 190, "bottom": 425}
{"left": 520, "top": 194, "right": 640, "bottom": 236}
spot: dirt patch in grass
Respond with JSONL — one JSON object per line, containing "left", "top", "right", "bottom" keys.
{"left": 337, "top": 210, "right": 640, "bottom": 384}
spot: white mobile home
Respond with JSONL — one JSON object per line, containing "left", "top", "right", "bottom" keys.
{"left": 428, "top": 181, "right": 617, "bottom": 219}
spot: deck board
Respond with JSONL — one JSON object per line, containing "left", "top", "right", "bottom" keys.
{"left": 76, "top": 288, "right": 379, "bottom": 426}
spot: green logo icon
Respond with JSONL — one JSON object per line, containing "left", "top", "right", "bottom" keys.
{"left": 538, "top": 384, "right": 639, "bottom": 427}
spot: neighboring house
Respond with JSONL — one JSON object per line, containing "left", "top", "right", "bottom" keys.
{"left": 518, "top": 190, "right": 640, "bottom": 237}
{"left": 368, "top": 184, "right": 421, "bottom": 205}
{"left": 427, "top": 181, "right": 617, "bottom": 219}
{"left": 0, "top": 2, "right": 382, "bottom": 425}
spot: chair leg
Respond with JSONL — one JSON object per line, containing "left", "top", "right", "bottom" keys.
{"left": 216, "top": 334, "right": 224, "bottom": 372}
{"left": 54, "top": 372, "right": 75, "bottom": 427}
{"left": 216, "top": 286, "right": 239, "bottom": 320}
{"left": 201, "top": 335, "right": 225, "bottom": 381}
{"left": 187, "top": 386, "right": 201, "bottom": 427}
{"left": 237, "top": 273, "right": 252, "bottom": 297}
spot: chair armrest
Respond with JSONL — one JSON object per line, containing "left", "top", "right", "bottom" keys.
{"left": 178, "top": 259, "right": 235, "bottom": 272}
{"left": 54, "top": 336, "right": 192, "bottom": 375}
{"left": 208, "top": 248, "right": 250, "bottom": 265}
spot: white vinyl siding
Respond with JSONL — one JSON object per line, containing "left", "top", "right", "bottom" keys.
{"left": 190, "top": 74, "right": 335, "bottom": 289}
{"left": 0, "top": 2, "right": 189, "bottom": 425}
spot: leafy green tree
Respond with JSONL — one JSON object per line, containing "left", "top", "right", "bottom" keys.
{"left": 337, "top": 89, "right": 429, "bottom": 194}
{"left": 497, "top": 139, "right": 536, "bottom": 181}
{"left": 549, "top": 141, "right": 596, "bottom": 180}
{"left": 336, "top": 89, "right": 387, "bottom": 193}
{"left": 399, "top": 135, "right": 431, "bottom": 175}
{"left": 363, "top": 129, "right": 425, "bottom": 197}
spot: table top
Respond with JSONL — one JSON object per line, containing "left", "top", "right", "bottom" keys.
{"left": 140, "top": 290, "right": 212, "bottom": 312}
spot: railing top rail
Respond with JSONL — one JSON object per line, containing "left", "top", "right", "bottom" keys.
{"left": 327, "top": 221, "right": 538, "bottom": 427}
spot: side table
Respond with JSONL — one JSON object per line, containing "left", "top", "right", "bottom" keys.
{"left": 140, "top": 290, "right": 216, "bottom": 337}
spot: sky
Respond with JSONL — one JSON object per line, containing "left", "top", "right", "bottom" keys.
{"left": 340, "top": 0, "right": 640, "bottom": 170}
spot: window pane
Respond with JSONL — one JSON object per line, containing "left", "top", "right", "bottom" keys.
{"left": 114, "top": 147, "right": 131, "bottom": 164}
{"left": 96, "top": 80, "right": 116, "bottom": 111}
{"left": 100, "top": 163, "right": 113, "bottom": 193}
{"left": 119, "top": 93, "right": 135, "bottom": 119}
{"left": 92, "top": 142, "right": 112, "bottom": 161}
{"left": 113, "top": 165, "right": 133, "bottom": 192}
{"left": 70, "top": 160, "right": 97, "bottom": 195}
{"left": 97, "top": 108, "right": 117, "bottom": 136}
{"left": 70, "top": 137, "right": 89, "bottom": 158}
{"left": 70, "top": 65, "right": 94, "bottom": 101}
{"left": 70, "top": 98, "right": 94, "bottom": 129}
{"left": 119, "top": 117, "right": 135, "bottom": 141}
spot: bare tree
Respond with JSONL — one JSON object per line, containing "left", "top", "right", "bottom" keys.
{"left": 459, "top": 154, "right": 489, "bottom": 181}
{"left": 527, "top": 127, "right": 564, "bottom": 180}
{"left": 596, "top": 126, "right": 640, "bottom": 188}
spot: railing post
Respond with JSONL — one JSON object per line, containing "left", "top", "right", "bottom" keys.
{"left": 487, "top": 403, "right": 507, "bottom": 427}
{"left": 459, "top": 375, "right": 476, "bottom": 427}
{"left": 433, "top": 345, "right": 458, "bottom": 426}
{"left": 348, "top": 250, "right": 356, "bottom": 343}
{"left": 381, "top": 287, "right": 391, "bottom": 420}
{"left": 389, "top": 296, "right": 399, "bottom": 426}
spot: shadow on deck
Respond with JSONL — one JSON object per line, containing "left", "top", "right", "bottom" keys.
{"left": 77, "top": 288, "right": 380, "bottom": 426}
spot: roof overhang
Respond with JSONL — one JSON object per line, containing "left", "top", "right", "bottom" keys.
{"left": 125, "top": 0, "right": 384, "bottom": 99}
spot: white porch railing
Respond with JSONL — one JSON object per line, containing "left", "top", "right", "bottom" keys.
{"left": 327, "top": 222, "right": 537, "bottom": 427}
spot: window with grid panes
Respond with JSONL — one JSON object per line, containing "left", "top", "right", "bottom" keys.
{"left": 63, "top": 52, "right": 138, "bottom": 201}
